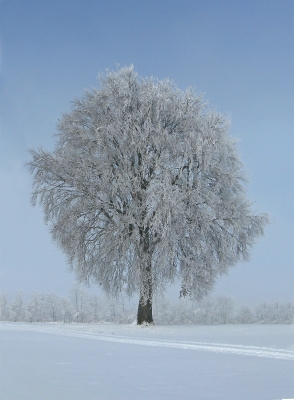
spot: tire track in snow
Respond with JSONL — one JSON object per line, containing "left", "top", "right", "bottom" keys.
{"left": 1, "top": 323, "right": 294, "bottom": 361}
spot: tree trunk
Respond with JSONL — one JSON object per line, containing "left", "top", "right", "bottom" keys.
{"left": 137, "top": 297, "right": 153, "bottom": 325}
{"left": 137, "top": 223, "right": 154, "bottom": 325}
{"left": 137, "top": 255, "right": 154, "bottom": 325}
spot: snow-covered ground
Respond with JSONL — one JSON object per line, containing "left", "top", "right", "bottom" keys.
{"left": 1, "top": 322, "right": 294, "bottom": 400}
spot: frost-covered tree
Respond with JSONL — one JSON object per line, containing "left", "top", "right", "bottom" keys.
{"left": 60, "top": 296, "right": 74, "bottom": 323}
{"left": 0, "top": 291, "right": 10, "bottom": 321}
{"left": 28, "top": 66, "right": 268, "bottom": 324}
{"left": 27, "top": 292, "right": 45, "bottom": 322}
{"left": 237, "top": 306, "right": 254, "bottom": 324}
{"left": 215, "top": 296, "right": 234, "bottom": 324}
{"left": 10, "top": 291, "right": 25, "bottom": 322}
{"left": 46, "top": 292, "right": 61, "bottom": 322}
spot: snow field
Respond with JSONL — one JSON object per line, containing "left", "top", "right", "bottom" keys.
{"left": 1, "top": 322, "right": 294, "bottom": 400}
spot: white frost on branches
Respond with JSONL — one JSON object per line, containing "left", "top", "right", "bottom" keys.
{"left": 28, "top": 66, "right": 268, "bottom": 303}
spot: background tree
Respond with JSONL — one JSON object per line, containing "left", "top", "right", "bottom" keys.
{"left": 237, "top": 306, "right": 254, "bottom": 324}
{"left": 28, "top": 66, "right": 268, "bottom": 324}
{"left": 0, "top": 291, "right": 10, "bottom": 321}
{"left": 27, "top": 291, "right": 45, "bottom": 322}
{"left": 215, "top": 296, "right": 234, "bottom": 324}
{"left": 10, "top": 291, "right": 25, "bottom": 322}
{"left": 46, "top": 292, "right": 61, "bottom": 322}
{"left": 60, "top": 296, "right": 74, "bottom": 323}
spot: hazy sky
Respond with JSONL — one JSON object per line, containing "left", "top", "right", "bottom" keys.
{"left": 0, "top": 0, "right": 293, "bottom": 305}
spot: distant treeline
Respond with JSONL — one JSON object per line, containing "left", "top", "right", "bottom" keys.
{"left": 0, "top": 287, "right": 293, "bottom": 324}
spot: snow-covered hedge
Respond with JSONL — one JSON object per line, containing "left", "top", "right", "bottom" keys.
{"left": 0, "top": 289, "right": 293, "bottom": 324}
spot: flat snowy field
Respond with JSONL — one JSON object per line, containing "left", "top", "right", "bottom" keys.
{"left": 1, "top": 322, "right": 294, "bottom": 400}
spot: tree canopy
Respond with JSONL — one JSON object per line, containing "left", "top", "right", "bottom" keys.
{"left": 28, "top": 66, "right": 268, "bottom": 324}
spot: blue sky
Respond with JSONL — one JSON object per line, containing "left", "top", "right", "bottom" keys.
{"left": 0, "top": 0, "right": 293, "bottom": 305}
